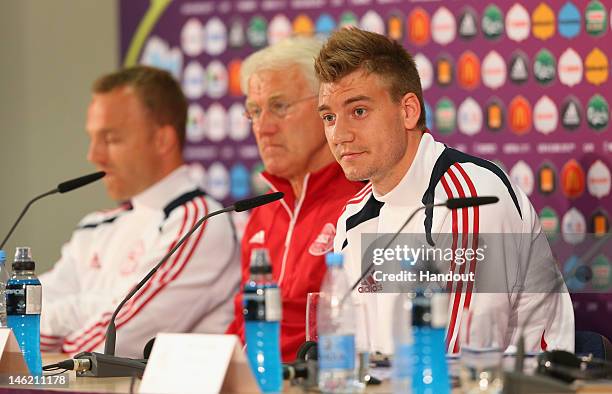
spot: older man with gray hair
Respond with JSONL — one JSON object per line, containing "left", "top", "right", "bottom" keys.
{"left": 225, "top": 37, "right": 364, "bottom": 361}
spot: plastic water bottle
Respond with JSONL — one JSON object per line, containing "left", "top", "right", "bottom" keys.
{"left": 392, "top": 293, "right": 414, "bottom": 394}
{"left": 6, "top": 247, "right": 42, "bottom": 376}
{"left": 0, "top": 250, "right": 9, "bottom": 327}
{"left": 243, "top": 248, "right": 282, "bottom": 392}
{"left": 411, "top": 289, "right": 450, "bottom": 394}
{"left": 317, "top": 253, "right": 358, "bottom": 393}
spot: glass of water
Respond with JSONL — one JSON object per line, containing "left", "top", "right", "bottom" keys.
{"left": 459, "top": 311, "right": 504, "bottom": 394}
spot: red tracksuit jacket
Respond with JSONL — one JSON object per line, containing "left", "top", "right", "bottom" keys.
{"left": 226, "top": 162, "right": 364, "bottom": 361}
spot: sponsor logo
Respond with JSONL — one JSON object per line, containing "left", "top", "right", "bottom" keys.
{"left": 506, "top": 3, "right": 530, "bottom": 42}
{"left": 587, "top": 160, "right": 611, "bottom": 198}
{"left": 591, "top": 210, "right": 610, "bottom": 237}
{"left": 563, "top": 255, "right": 591, "bottom": 291}
{"left": 360, "top": 10, "right": 384, "bottom": 35}
{"left": 268, "top": 14, "right": 292, "bottom": 45}
{"left": 309, "top": 223, "right": 336, "bottom": 256}
{"left": 387, "top": 12, "right": 404, "bottom": 41}
{"left": 228, "top": 59, "right": 242, "bottom": 97}
{"left": 534, "top": 95, "right": 558, "bottom": 135}
{"left": 228, "top": 102, "right": 250, "bottom": 142}
{"left": 141, "top": 36, "right": 182, "bottom": 79}
{"left": 592, "top": 255, "right": 612, "bottom": 291}
{"left": 458, "top": 7, "right": 478, "bottom": 39}
{"left": 205, "top": 103, "right": 228, "bottom": 142}
{"left": 482, "top": 50, "right": 507, "bottom": 90}
{"left": 186, "top": 104, "right": 206, "bottom": 143}
{"left": 230, "top": 163, "right": 250, "bottom": 200}
{"left": 558, "top": 48, "right": 583, "bottom": 87}
{"left": 205, "top": 17, "right": 227, "bottom": 56}
{"left": 558, "top": 1, "right": 581, "bottom": 39}
{"left": 414, "top": 53, "right": 433, "bottom": 91}
{"left": 206, "top": 60, "right": 228, "bottom": 99}
{"left": 509, "top": 51, "right": 529, "bottom": 84}
{"left": 436, "top": 54, "right": 453, "bottom": 86}
{"left": 340, "top": 11, "right": 358, "bottom": 28}
{"left": 181, "top": 18, "right": 204, "bottom": 56}
{"left": 532, "top": 3, "right": 556, "bottom": 40}
{"left": 538, "top": 163, "right": 557, "bottom": 195}
{"left": 457, "top": 97, "right": 482, "bottom": 136}
{"left": 561, "top": 159, "right": 586, "bottom": 199}
{"left": 587, "top": 94, "right": 609, "bottom": 131}
{"left": 539, "top": 206, "right": 560, "bottom": 239}
{"left": 482, "top": 4, "right": 504, "bottom": 39}
{"left": 457, "top": 51, "right": 480, "bottom": 90}
{"left": 408, "top": 7, "right": 431, "bottom": 46}
{"left": 121, "top": 240, "right": 145, "bottom": 275}
{"left": 435, "top": 98, "right": 456, "bottom": 134}
{"left": 207, "top": 162, "right": 230, "bottom": 201}
{"left": 293, "top": 14, "right": 314, "bottom": 36}
{"left": 431, "top": 6, "right": 456, "bottom": 45}
{"left": 358, "top": 274, "right": 383, "bottom": 293}
{"left": 533, "top": 49, "right": 556, "bottom": 85}
{"left": 561, "top": 96, "right": 582, "bottom": 130}
{"left": 249, "top": 230, "right": 265, "bottom": 245}
{"left": 585, "top": 0, "right": 607, "bottom": 36}
{"left": 182, "top": 61, "right": 206, "bottom": 100}
{"left": 247, "top": 16, "right": 268, "bottom": 48}
{"left": 486, "top": 98, "right": 504, "bottom": 131}
{"left": 316, "top": 13, "right": 337, "bottom": 39}
{"left": 509, "top": 95, "right": 532, "bottom": 135}
{"left": 229, "top": 18, "right": 246, "bottom": 48}
{"left": 561, "top": 208, "right": 587, "bottom": 245}
{"left": 89, "top": 253, "right": 101, "bottom": 269}
{"left": 510, "top": 160, "right": 534, "bottom": 196}
{"left": 584, "top": 48, "right": 609, "bottom": 86}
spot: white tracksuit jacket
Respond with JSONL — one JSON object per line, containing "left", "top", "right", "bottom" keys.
{"left": 39, "top": 165, "right": 240, "bottom": 357}
{"left": 334, "top": 133, "right": 574, "bottom": 355}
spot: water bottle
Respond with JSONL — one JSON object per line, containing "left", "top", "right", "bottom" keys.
{"left": 6, "top": 247, "right": 42, "bottom": 376}
{"left": 0, "top": 250, "right": 9, "bottom": 327}
{"left": 243, "top": 248, "right": 282, "bottom": 392}
{"left": 411, "top": 288, "right": 450, "bottom": 394}
{"left": 392, "top": 293, "right": 414, "bottom": 394}
{"left": 317, "top": 253, "right": 358, "bottom": 393}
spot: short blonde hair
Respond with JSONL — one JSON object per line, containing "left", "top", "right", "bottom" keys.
{"left": 240, "top": 36, "right": 324, "bottom": 95}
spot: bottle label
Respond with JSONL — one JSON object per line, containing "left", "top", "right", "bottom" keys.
{"left": 318, "top": 334, "right": 355, "bottom": 370}
{"left": 243, "top": 285, "right": 281, "bottom": 322}
{"left": 6, "top": 284, "right": 42, "bottom": 315}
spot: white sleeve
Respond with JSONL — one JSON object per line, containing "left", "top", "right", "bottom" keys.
{"left": 41, "top": 196, "right": 240, "bottom": 358}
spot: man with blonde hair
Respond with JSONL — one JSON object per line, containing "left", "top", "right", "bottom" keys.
{"left": 315, "top": 28, "right": 574, "bottom": 355}
{"left": 225, "top": 37, "right": 364, "bottom": 361}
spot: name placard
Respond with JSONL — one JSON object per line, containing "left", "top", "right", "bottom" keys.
{"left": 139, "top": 333, "right": 259, "bottom": 394}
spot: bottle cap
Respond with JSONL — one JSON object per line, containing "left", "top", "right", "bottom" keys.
{"left": 13, "top": 247, "right": 35, "bottom": 271}
{"left": 325, "top": 252, "right": 344, "bottom": 267}
{"left": 249, "top": 248, "right": 272, "bottom": 274}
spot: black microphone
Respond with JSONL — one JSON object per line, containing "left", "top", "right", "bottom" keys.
{"left": 67, "top": 192, "right": 284, "bottom": 378}
{"left": 347, "top": 196, "right": 499, "bottom": 294}
{"left": 0, "top": 171, "right": 106, "bottom": 250}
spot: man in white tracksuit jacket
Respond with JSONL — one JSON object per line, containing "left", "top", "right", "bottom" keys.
{"left": 39, "top": 66, "right": 240, "bottom": 357}
{"left": 315, "top": 28, "right": 574, "bottom": 355}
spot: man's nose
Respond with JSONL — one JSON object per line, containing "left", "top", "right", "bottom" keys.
{"left": 328, "top": 116, "right": 354, "bottom": 145}
{"left": 87, "top": 139, "right": 106, "bottom": 165}
{"left": 253, "top": 109, "right": 280, "bottom": 136}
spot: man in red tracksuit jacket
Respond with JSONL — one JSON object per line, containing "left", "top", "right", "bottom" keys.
{"left": 225, "top": 37, "right": 364, "bottom": 361}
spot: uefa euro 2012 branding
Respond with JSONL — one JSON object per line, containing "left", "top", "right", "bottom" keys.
{"left": 369, "top": 243, "right": 486, "bottom": 283}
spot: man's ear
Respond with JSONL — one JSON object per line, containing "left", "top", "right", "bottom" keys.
{"left": 400, "top": 92, "right": 421, "bottom": 131}
{"left": 155, "top": 125, "right": 179, "bottom": 155}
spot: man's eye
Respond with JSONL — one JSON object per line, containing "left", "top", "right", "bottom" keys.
{"left": 354, "top": 108, "right": 367, "bottom": 117}
{"left": 270, "top": 101, "right": 289, "bottom": 114}
{"left": 322, "top": 114, "right": 335, "bottom": 123}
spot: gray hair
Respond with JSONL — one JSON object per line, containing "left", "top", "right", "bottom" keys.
{"left": 240, "top": 36, "right": 324, "bottom": 95}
